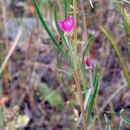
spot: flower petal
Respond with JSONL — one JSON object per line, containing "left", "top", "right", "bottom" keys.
{"left": 57, "top": 16, "right": 74, "bottom": 33}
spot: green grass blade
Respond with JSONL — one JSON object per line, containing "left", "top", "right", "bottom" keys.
{"left": 104, "top": 114, "right": 113, "bottom": 130}
{"left": 78, "top": 88, "right": 93, "bottom": 125}
{"left": 120, "top": 109, "right": 130, "bottom": 125}
{"left": 33, "top": 0, "right": 71, "bottom": 65}
{"left": 87, "top": 66, "right": 99, "bottom": 124}
{"left": 82, "top": 36, "right": 94, "bottom": 67}
{"left": 62, "top": 0, "right": 68, "bottom": 18}
{"left": 99, "top": 25, "right": 130, "bottom": 88}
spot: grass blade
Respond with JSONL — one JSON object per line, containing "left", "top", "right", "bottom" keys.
{"left": 62, "top": 0, "right": 68, "bottom": 18}
{"left": 99, "top": 25, "right": 130, "bottom": 87}
{"left": 120, "top": 109, "right": 130, "bottom": 125}
{"left": 33, "top": 0, "right": 71, "bottom": 65}
{"left": 78, "top": 88, "right": 93, "bottom": 125}
{"left": 87, "top": 66, "right": 99, "bottom": 124}
{"left": 104, "top": 114, "right": 113, "bottom": 130}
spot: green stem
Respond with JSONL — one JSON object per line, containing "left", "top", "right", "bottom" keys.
{"left": 73, "top": 1, "right": 87, "bottom": 129}
{"left": 73, "top": 0, "right": 78, "bottom": 54}
{"left": 99, "top": 25, "right": 130, "bottom": 88}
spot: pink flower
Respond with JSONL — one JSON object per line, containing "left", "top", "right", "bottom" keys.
{"left": 57, "top": 16, "right": 74, "bottom": 33}
{"left": 84, "top": 56, "right": 92, "bottom": 69}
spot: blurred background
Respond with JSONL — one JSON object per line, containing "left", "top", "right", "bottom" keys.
{"left": 0, "top": 0, "right": 130, "bottom": 130}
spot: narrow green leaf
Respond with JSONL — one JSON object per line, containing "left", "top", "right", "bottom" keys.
{"left": 87, "top": 66, "right": 99, "bottom": 124}
{"left": 99, "top": 25, "right": 130, "bottom": 87}
{"left": 62, "top": 0, "right": 68, "bottom": 18}
{"left": 120, "top": 109, "right": 130, "bottom": 125}
{"left": 78, "top": 88, "right": 92, "bottom": 125}
{"left": 33, "top": 0, "right": 71, "bottom": 65}
{"left": 104, "top": 114, "right": 113, "bottom": 130}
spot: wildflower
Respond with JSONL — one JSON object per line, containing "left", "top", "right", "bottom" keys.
{"left": 57, "top": 16, "right": 74, "bottom": 33}
{"left": 84, "top": 56, "right": 92, "bottom": 69}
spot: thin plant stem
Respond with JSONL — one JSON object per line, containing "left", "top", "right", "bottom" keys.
{"left": 73, "top": 0, "right": 78, "bottom": 54}
{"left": 73, "top": 0, "right": 87, "bottom": 129}
{"left": 74, "top": 72, "right": 87, "bottom": 130}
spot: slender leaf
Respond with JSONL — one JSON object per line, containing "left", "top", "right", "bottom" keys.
{"left": 99, "top": 25, "right": 130, "bottom": 87}
{"left": 78, "top": 88, "right": 93, "bottom": 125}
{"left": 62, "top": 0, "right": 68, "bottom": 18}
{"left": 104, "top": 114, "right": 113, "bottom": 130}
{"left": 120, "top": 109, "right": 130, "bottom": 125}
{"left": 87, "top": 66, "right": 99, "bottom": 124}
{"left": 33, "top": 0, "right": 71, "bottom": 65}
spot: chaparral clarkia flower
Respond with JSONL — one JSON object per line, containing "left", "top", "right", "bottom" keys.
{"left": 57, "top": 16, "right": 74, "bottom": 33}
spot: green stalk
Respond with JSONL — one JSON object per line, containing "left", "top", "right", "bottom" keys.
{"left": 99, "top": 25, "right": 130, "bottom": 87}
{"left": 73, "top": 0, "right": 87, "bottom": 130}
{"left": 73, "top": 0, "right": 78, "bottom": 54}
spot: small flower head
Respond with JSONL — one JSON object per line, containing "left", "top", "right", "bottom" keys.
{"left": 57, "top": 16, "right": 74, "bottom": 33}
{"left": 84, "top": 56, "right": 92, "bottom": 69}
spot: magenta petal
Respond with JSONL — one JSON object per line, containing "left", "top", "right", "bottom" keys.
{"left": 63, "top": 16, "right": 74, "bottom": 32}
{"left": 85, "top": 57, "right": 91, "bottom": 67}
{"left": 57, "top": 16, "right": 74, "bottom": 33}
{"left": 57, "top": 20, "right": 65, "bottom": 32}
